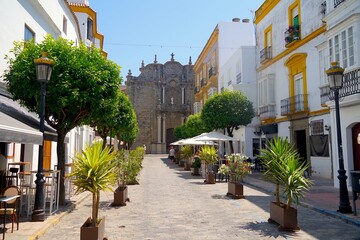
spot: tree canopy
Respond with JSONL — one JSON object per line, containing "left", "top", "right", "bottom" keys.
{"left": 173, "top": 113, "right": 210, "bottom": 140}
{"left": 201, "top": 91, "right": 255, "bottom": 152}
{"left": 3, "top": 35, "right": 122, "bottom": 204}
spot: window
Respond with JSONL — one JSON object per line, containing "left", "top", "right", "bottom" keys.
{"left": 161, "top": 87, "right": 165, "bottom": 104}
{"left": 181, "top": 88, "right": 185, "bottom": 105}
{"left": 24, "top": 25, "right": 35, "bottom": 41}
{"left": 348, "top": 27, "right": 354, "bottom": 66}
{"left": 328, "top": 26, "right": 355, "bottom": 69}
{"left": 63, "top": 16, "right": 67, "bottom": 35}
{"left": 258, "top": 74, "right": 275, "bottom": 107}
{"left": 87, "top": 18, "right": 93, "bottom": 40}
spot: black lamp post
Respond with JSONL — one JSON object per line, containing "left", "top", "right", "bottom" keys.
{"left": 326, "top": 61, "right": 352, "bottom": 213}
{"left": 32, "top": 52, "right": 54, "bottom": 221}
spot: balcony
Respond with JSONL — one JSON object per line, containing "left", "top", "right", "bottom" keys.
{"left": 334, "top": 0, "right": 345, "bottom": 8}
{"left": 236, "top": 72, "right": 242, "bottom": 84}
{"left": 280, "top": 94, "right": 309, "bottom": 116}
{"left": 200, "top": 78, "right": 207, "bottom": 87}
{"left": 285, "top": 25, "right": 301, "bottom": 47}
{"left": 208, "top": 67, "right": 216, "bottom": 78}
{"left": 329, "top": 67, "right": 360, "bottom": 100}
{"left": 260, "top": 46, "right": 272, "bottom": 63}
{"left": 194, "top": 86, "right": 200, "bottom": 94}
{"left": 259, "top": 104, "right": 276, "bottom": 120}
{"left": 320, "top": 85, "right": 330, "bottom": 106}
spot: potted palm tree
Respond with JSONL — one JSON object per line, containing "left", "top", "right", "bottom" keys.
{"left": 260, "top": 137, "right": 312, "bottom": 231}
{"left": 226, "top": 153, "right": 251, "bottom": 199}
{"left": 199, "top": 145, "right": 218, "bottom": 184}
{"left": 71, "top": 141, "right": 117, "bottom": 240}
{"left": 181, "top": 145, "right": 193, "bottom": 171}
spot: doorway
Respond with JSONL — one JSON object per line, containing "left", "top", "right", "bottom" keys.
{"left": 352, "top": 123, "right": 360, "bottom": 171}
{"left": 295, "top": 129, "right": 309, "bottom": 174}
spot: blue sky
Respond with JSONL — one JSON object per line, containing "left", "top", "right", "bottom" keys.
{"left": 90, "top": 0, "right": 264, "bottom": 83}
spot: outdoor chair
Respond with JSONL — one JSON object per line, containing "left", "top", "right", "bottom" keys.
{"left": 0, "top": 185, "right": 21, "bottom": 232}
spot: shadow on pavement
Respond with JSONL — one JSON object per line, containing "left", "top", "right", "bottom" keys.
{"left": 241, "top": 221, "right": 296, "bottom": 239}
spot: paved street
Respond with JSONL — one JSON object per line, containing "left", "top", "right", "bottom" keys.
{"left": 39, "top": 155, "right": 360, "bottom": 240}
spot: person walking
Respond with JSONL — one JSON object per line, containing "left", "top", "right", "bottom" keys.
{"left": 169, "top": 146, "right": 175, "bottom": 162}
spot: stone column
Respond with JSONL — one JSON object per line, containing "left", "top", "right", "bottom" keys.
{"left": 162, "top": 114, "right": 166, "bottom": 143}
{"left": 157, "top": 116, "right": 161, "bottom": 142}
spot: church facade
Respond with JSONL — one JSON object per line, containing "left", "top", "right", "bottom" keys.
{"left": 125, "top": 54, "right": 195, "bottom": 153}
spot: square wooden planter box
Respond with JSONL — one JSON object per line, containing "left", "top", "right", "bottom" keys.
{"left": 227, "top": 182, "right": 244, "bottom": 199}
{"left": 206, "top": 172, "right": 215, "bottom": 184}
{"left": 113, "top": 186, "right": 128, "bottom": 206}
{"left": 269, "top": 202, "right": 299, "bottom": 231}
{"left": 81, "top": 216, "right": 105, "bottom": 240}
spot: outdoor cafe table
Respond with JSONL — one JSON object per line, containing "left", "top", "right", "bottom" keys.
{"left": 0, "top": 195, "right": 20, "bottom": 240}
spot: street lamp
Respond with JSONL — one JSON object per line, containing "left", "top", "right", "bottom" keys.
{"left": 32, "top": 52, "right": 54, "bottom": 221}
{"left": 326, "top": 61, "right": 352, "bottom": 213}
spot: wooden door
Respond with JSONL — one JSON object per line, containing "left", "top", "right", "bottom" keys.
{"left": 352, "top": 123, "right": 360, "bottom": 171}
{"left": 43, "top": 140, "right": 52, "bottom": 170}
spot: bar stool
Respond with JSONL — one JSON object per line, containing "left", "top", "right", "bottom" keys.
{"left": 6, "top": 168, "right": 19, "bottom": 186}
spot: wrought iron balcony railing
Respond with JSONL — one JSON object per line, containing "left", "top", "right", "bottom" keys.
{"left": 329, "top": 67, "right": 360, "bottom": 100}
{"left": 281, "top": 94, "right": 309, "bottom": 116}
{"left": 200, "top": 78, "right": 207, "bottom": 87}
{"left": 236, "top": 72, "right": 242, "bottom": 84}
{"left": 334, "top": 0, "right": 345, "bottom": 8}
{"left": 259, "top": 104, "right": 276, "bottom": 119}
{"left": 208, "top": 67, "right": 216, "bottom": 78}
{"left": 285, "top": 25, "right": 301, "bottom": 46}
{"left": 260, "top": 46, "right": 272, "bottom": 63}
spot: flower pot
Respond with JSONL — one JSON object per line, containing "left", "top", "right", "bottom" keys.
{"left": 206, "top": 172, "right": 215, "bottom": 184}
{"left": 113, "top": 186, "right": 128, "bottom": 206}
{"left": 80, "top": 216, "right": 105, "bottom": 240}
{"left": 227, "top": 182, "right": 244, "bottom": 199}
{"left": 179, "top": 159, "right": 185, "bottom": 167}
{"left": 191, "top": 168, "right": 200, "bottom": 176}
{"left": 184, "top": 161, "right": 191, "bottom": 171}
{"left": 269, "top": 202, "right": 299, "bottom": 231}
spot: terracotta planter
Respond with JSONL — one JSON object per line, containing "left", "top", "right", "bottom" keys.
{"left": 184, "top": 161, "right": 191, "bottom": 171}
{"left": 269, "top": 202, "right": 299, "bottom": 231}
{"left": 113, "top": 186, "right": 128, "bottom": 206}
{"left": 80, "top": 216, "right": 105, "bottom": 240}
{"left": 206, "top": 172, "right": 215, "bottom": 184}
{"left": 227, "top": 182, "right": 244, "bottom": 199}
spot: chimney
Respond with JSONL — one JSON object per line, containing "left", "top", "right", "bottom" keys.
{"left": 242, "top": 18, "right": 250, "bottom": 23}
{"left": 232, "top": 18, "right": 240, "bottom": 22}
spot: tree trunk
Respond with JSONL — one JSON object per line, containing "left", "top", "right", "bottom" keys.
{"left": 227, "top": 127, "right": 234, "bottom": 153}
{"left": 92, "top": 191, "right": 100, "bottom": 227}
{"left": 57, "top": 131, "right": 66, "bottom": 205}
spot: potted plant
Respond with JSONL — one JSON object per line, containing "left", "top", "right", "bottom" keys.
{"left": 226, "top": 154, "right": 251, "bottom": 199}
{"left": 260, "top": 137, "right": 312, "bottom": 231}
{"left": 191, "top": 157, "right": 201, "bottom": 176}
{"left": 113, "top": 149, "right": 130, "bottom": 206}
{"left": 181, "top": 145, "right": 193, "bottom": 171}
{"left": 199, "top": 145, "right": 218, "bottom": 184}
{"left": 71, "top": 141, "right": 117, "bottom": 240}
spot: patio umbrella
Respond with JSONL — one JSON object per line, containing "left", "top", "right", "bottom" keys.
{"left": 192, "top": 131, "right": 239, "bottom": 142}
{"left": 177, "top": 138, "right": 217, "bottom": 146}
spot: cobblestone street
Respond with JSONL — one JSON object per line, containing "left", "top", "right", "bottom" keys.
{"left": 39, "top": 155, "right": 360, "bottom": 240}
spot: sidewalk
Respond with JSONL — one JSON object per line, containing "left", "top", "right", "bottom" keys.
{"left": 4, "top": 156, "right": 360, "bottom": 239}
{"left": 243, "top": 171, "right": 360, "bottom": 227}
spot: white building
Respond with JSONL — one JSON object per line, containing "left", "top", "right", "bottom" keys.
{"left": 0, "top": 0, "right": 104, "bottom": 182}
{"left": 219, "top": 46, "right": 258, "bottom": 158}
{"left": 321, "top": 0, "right": 360, "bottom": 188}
{"left": 255, "top": 0, "right": 331, "bottom": 178}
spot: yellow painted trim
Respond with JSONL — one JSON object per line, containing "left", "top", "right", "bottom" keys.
{"left": 257, "top": 25, "right": 326, "bottom": 72}
{"left": 194, "top": 28, "right": 219, "bottom": 71}
{"left": 255, "top": 0, "right": 281, "bottom": 24}
{"left": 69, "top": 5, "right": 104, "bottom": 50}
{"left": 309, "top": 108, "right": 330, "bottom": 116}
{"left": 264, "top": 24, "right": 272, "bottom": 48}
{"left": 288, "top": 0, "right": 300, "bottom": 25}
{"left": 284, "top": 53, "right": 307, "bottom": 110}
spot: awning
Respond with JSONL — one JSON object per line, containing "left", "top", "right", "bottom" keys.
{"left": 0, "top": 90, "right": 67, "bottom": 144}
{"left": 260, "top": 123, "right": 278, "bottom": 134}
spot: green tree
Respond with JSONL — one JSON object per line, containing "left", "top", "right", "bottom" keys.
{"left": 201, "top": 91, "right": 254, "bottom": 153}
{"left": 114, "top": 92, "right": 138, "bottom": 148}
{"left": 3, "top": 36, "right": 121, "bottom": 205}
{"left": 184, "top": 114, "right": 210, "bottom": 138}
